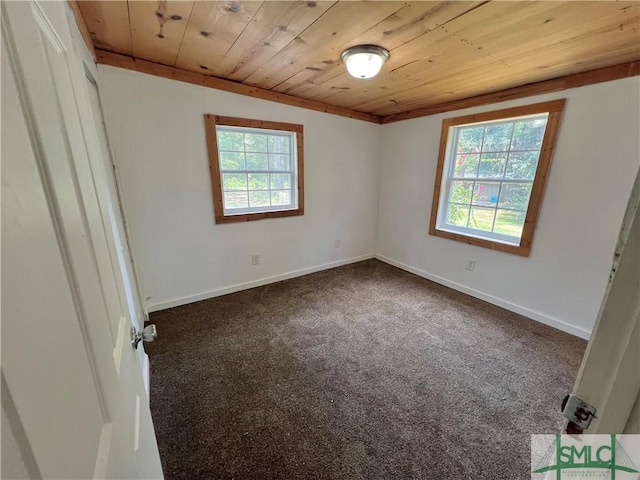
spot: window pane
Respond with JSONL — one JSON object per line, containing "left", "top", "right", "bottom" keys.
{"left": 217, "top": 131, "right": 244, "bottom": 151}
{"left": 445, "top": 203, "right": 469, "bottom": 227}
{"left": 271, "top": 190, "right": 291, "bottom": 206}
{"left": 222, "top": 173, "right": 247, "bottom": 191}
{"left": 219, "top": 152, "right": 245, "bottom": 170}
{"left": 268, "top": 135, "right": 290, "bottom": 154}
{"left": 494, "top": 209, "right": 526, "bottom": 237}
{"left": 246, "top": 153, "right": 268, "bottom": 171}
{"left": 270, "top": 173, "right": 291, "bottom": 190}
{"left": 483, "top": 123, "right": 512, "bottom": 152}
{"left": 453, "top": 154, "right": 479, "bottom": 178}
{"left": 457, "top": 127, "right": 483, "bottom": 153}
{"left": 269, "top": 154, "right": 290, "bottom": 171}
{"left": 498, "top": 183, "right": 532, "bottom": 211}
{"left": 249, "top": 191, "right": 270, "bottom": 207}
{"left": 478, "top": 153, "right": 507, "bottom": 179}
{"left": 244, "top": 133, "right": 268, "bottom": 152}
{"left": 248, "top": 173, "right": 269, "bottom": 190}
{"left": 511, "top": 118, "right": 547, "bottom": 151}
{"left": 449, "top": 181, "right": 473, "bottom": 204}
{"left": 472, "top": 182, "right": 500, "bottom": 207}
{"left": 224, "top": 191, "right": 248, "bottom": 209}
{"left": 504, "top": 151, "right": 539, "bottom": 180}
{"left": 468, "top": 207, "right": 496, "bottom": 232}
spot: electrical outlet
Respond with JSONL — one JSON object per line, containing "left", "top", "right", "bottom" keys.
{"left": 465, "top": 260, "right": 476, "bottom": 271}
{"left": 335, "top": 239, "right": 341, "bottom": 248}
{"left": 251, "top": 254, "right": 260, "bottom": 265}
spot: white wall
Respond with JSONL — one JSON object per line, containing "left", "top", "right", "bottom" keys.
{"left": 99, "top": 64, "right": 638, "bottom": 337}
{"left": 376, "top": 77, "right": 640, "bottom": 338}
{"left": 98, "top": 66, "right": 381, "bottom": 311}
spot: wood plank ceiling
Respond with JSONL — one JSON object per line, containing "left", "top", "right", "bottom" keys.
{"left": 78, "top": 1, "right": 640, "bottom": 122}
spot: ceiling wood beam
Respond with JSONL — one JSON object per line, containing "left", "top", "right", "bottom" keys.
{"left": 95, "top": 50, "right": 382, "bottom": 124}
{"left": 382, "top": 61, "right": 640, "bottom": 124}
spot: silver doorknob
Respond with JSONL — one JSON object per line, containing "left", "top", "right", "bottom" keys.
{"left": 130, "top": 324, "right": 158, "bottom": 349}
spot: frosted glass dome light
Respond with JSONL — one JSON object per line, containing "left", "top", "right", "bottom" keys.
{"left": 341, "top": 45, "right": 389, "bottom": 79}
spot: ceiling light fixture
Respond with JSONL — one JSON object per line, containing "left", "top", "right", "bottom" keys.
{"left": 341, "top": 45, "right": 389, "bottom": 79}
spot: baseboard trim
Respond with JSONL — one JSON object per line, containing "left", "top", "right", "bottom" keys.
{"left": 375, "top": 253, "right": 591, "bottom": 340}
{"left": 148, "top": 254, "right": 375, "bottom": 313}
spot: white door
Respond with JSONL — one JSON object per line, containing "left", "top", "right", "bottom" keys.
{"left": 1, "top": 1, "right": 163, "bottom": 478}
{"left": 567, "top": 171, "right": 640, "bottom": 433}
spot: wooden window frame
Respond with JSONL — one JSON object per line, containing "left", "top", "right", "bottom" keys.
{"left": 428, "top": 99, "right": 566, "bottom": 257}
{"left": 204, "top": 114, "right": 304, "bottom": 224}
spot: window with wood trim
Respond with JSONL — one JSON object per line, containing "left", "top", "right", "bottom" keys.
{"left": 429, "top": 100, "right": 565, "bottom": 256}
{"left": 205, "top": 115, "right": 304, "bottom": 224}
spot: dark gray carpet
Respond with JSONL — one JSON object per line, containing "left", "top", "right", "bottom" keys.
{"left": 146, "top": 259, "right": 586, "bottom": 480}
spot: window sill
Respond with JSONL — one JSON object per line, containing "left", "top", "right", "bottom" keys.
{"left": 428, "top": 226, "right": 531, "bottom": 257}
{"left": 215, "top": 208, "right": 304, "bottom": 224}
